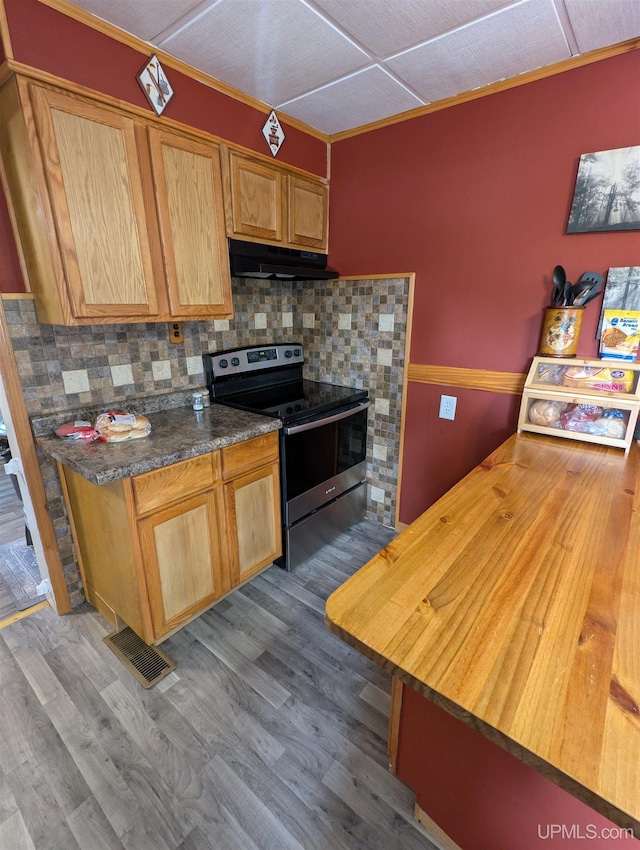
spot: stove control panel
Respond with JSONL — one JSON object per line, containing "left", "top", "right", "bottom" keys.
{"left": 206, "top": 344, "right": 304, "bottom": 379}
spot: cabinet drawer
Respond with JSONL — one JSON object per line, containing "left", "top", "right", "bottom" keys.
{"left": 133, "top": 452, "right": 220, "bottom": 515}
{"left": 221, "top": 432, "right": 279, "bottom": 480}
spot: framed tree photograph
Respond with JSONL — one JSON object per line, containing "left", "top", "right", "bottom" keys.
{"left": 567, "top": 146, "right": 640, "bottom": 233}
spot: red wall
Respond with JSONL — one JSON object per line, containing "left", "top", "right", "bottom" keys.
{"left": 397, "top": 686, "right": 639, "bottom": 849}
{"left": 329, "top": 51, "right": 640, "bottom": 522}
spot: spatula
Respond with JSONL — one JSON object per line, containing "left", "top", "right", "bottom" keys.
{"left": 572, "top": 272, "right": 604, "bottom": 307}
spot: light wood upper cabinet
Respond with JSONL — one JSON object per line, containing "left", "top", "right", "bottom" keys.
{"left": 222, "top": 146, "right": 328, "bottom": 253}
{"left": 288, "top": 174, "right": 328, "bottom": 250}
{"left": 0, "top": 75, "right": 234, "bottom": 325}
{"left": 147, "top": 128, "right": 232, "bottom": 318}
{"left": 224, "top": 149, "right": 285, "bottom": 243}
{"left": 0, "top": 78, "right": 164, "bottom": 323}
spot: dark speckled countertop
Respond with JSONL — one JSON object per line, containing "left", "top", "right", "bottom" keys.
{"left": 36, "top": 404, "right": 281, "bottom": 486}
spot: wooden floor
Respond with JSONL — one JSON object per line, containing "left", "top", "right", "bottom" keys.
{"left": 0, "top": 461, "right": 30, "bottom": 620}
{"left": 0, "top": 519, "right": 439, "bottom": 850}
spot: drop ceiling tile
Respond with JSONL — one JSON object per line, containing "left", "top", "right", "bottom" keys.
{"left": 67, "top": 0, "right": 206, "bottom": 42}
{"left": 386, "top": 0, "right": 571, "bottom": 103}
{"left": 159, "top": 0, "right": 370, "bottom": 105}
{"left": 279, "top": 66, "right": 424, "bottom": 134}
{"left": 312, "top": 0, "right": 512, "bottom": 57}
{"left": 565, "top": 0, "right": 640, "bottom": 53}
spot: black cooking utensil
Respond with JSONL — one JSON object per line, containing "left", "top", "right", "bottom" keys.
{"left": 572, "top": 272, "right": 605, "bottom": 307}
{"left": 552, "top": 265, "right": 566, "bottom": 306}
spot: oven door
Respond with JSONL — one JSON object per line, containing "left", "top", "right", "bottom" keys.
{"left": 281, "top": 400, "right": 370, "bottom": 526}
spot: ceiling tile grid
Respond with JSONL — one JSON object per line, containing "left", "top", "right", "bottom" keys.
{"left": 279, "top": 65, "right": 425, "bottom": 135}
{"left": 158, "top": 0, "right": 370, "bottom": 105}
{"left": 63, "top": 0, "right": 640, "bottom": 135}
{"left": 385, "top": 0, "right": 573, "bottom": 103}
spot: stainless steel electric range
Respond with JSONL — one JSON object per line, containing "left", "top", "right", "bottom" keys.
{"left": 204, "top": 343, "right": 370, "bottom": 571}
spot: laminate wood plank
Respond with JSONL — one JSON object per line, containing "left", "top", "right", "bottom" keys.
{"left": 259, "top": 638, "right": 389, "bottom": 740}
{"left": 11, "top": 643, "right": 65, "bottom": 705}
{"left": 205, "top": 754, "right": 305, "bottom": 850}
{"left": 169, "top": 632, "right": 332, "bottom": 776}
{"left": 99, "top": 678, "right": 267, "bottom": 845}
{"left": 6, "top": 755, "right": 83, "bottom": 850}
{"left": 190, "top": 604, "right": 265, "bottom": 662}
{"left": 43, "top": 684, "right": 176, "bottom": 850}
{"left": 209, "top": 744, "right": 357, "bottom": 850}
{"left": 0, "top": 578, "right": 17, "bottom": 620}
{"left": 359, "top": 681, "right": 392, "bottom": 716}
{"left": 101, "top": 677, "right": 200, "bottom": 793}
{"left": 186, "top": 616, "right": 291, "bottom": 709}
{"left": 0, "top": 809, "right": 37, "bottom": 850}
{"left": 255, "top": 650, "right": 389, "bottom": 765}
{"left": 177, "top": 824, "right": 260, "bottom": 850}
{"left": 0, "top": 639, "right": 37, "bottom": 772}
{"left": 65, "top": 797, "right": 125, "bottom": 850}
{"left": 270, "top": 748, "right": 390, "bottom": 850}
{"left": 44, "top": 641, "right": 189, "bottom": 842}
{"left": 260, "top": 566, "right": 328, "bottom": 613}
{"left": 164, "top": 631, "right": 288, "bottom": 769}
{"left": 322, "top": 759, "right": 435, "bottom": 849}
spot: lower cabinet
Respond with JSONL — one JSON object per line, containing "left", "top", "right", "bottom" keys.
{"left": 137, "top": 488, "right": 229, "bottom": 639}
{"left": 60, "top": 431, "right": 281, "bottom": 644}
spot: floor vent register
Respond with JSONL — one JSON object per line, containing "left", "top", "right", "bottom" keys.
{"left": 103, "top": 626, "right": 176, "bottom": 688}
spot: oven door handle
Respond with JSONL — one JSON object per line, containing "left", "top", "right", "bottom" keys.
{"left": 283, "top": 399, "right": 371, "bottom": 435}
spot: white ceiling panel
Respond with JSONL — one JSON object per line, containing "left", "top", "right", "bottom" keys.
{"left": 69, "top": 0, "right": 206, "bottom": 42}
{"left": 311, "top": 0, "right": 512, "bottom": 56}
{"left": 63, "top": 0, "right": 640, "bottom": 135}
{"left": 279, "top": 66, "right": 425, "bottom": 134}
{"left": 565, "top": 0, "right": 640, "bottom": 53}
{"left": 386, "top": 0, "right": 572, "bottom": 103}
{"left": 159, "top": 0, "right": 370, "bottom": 105}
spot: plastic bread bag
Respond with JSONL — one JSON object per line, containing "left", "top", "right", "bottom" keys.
{"left": 558, "top": 404, "right": 604, "bottom": 433}
{"left": 55, "top": 420, "right": 100, "bottom": 442}
{"left": 94, "top": 412, "right": 151, "bottom": 442}
{"left": 561, "top": 366, "right": 634, "bottom": 393}
{"left": 535, "top": 363, "right": 566, "bottom": 385}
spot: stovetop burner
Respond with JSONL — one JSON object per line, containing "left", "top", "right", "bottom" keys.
{"left": 219, "top": 378, "right": 367, "bottom": 424}
{"left": 203, "top": 343, "right": 367, "bottom": 425}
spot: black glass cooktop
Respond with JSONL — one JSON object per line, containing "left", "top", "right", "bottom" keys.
{"left": 217, "top": 379, "right": 367, "bottom": 424}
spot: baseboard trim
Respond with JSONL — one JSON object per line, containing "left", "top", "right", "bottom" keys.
{"left": 414, "top": 803, "right": 463, "bottom": 850}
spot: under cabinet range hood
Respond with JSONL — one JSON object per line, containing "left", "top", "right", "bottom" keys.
{"left": 228, "top": 239, "right": 338, "bottom": 281}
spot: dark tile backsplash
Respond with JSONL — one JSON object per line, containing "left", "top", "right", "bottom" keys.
{"left": 5, "top": 274, "right": 409, "bottom": 605}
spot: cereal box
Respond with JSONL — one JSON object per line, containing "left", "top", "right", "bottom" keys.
{"left": 600, "top": 310, "right": 640, "bottom": 360}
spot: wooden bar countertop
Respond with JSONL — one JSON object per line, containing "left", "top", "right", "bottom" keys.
{"left": 325, "top": 433, "right": 640, "bottom": 831}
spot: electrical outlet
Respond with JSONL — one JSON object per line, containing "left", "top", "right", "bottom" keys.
{"left": 169, "top": 321, "right": 183, "bottom": 344}
{"left": 439, "top": 394, "right": 457, "bottom": 420}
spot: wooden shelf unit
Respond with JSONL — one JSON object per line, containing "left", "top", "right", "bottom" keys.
{"left": 517, "top": 356, "right": 640, "bottom": 453}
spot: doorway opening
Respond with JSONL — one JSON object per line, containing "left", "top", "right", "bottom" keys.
{"left": 0, "top": 411, "right": 47, "bottom": 618}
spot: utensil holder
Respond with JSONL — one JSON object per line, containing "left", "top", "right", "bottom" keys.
{"left": 539, "top": 307, "right": 584, "bottom": 357}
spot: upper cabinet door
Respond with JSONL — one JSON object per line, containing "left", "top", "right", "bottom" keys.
{"left": 29, "top": 85, "right": 161, "bottom": 320}
{"left": 225, "top": 149, "right": 285, "bottom": 243}
{"left": 222, "top": 146, "right": 329, "bottom": 252}
{"left": 288, "top": 175, "right": 328, "bottom": 252}
{"left": 148, "top": 129, "right": 233, "bottom": 318}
